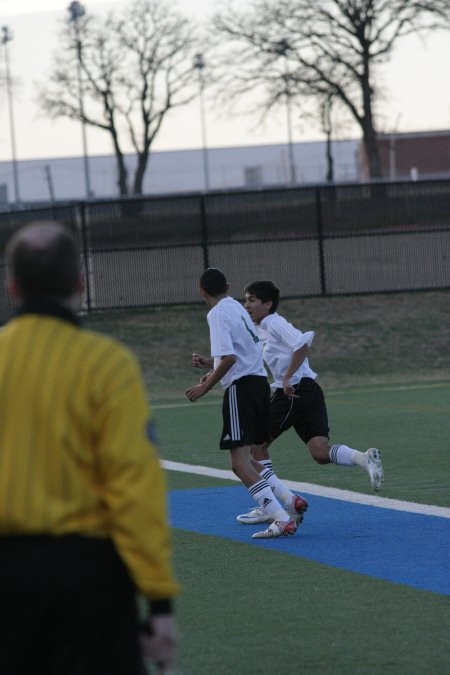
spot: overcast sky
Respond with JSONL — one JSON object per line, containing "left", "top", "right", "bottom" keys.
{"left": 0, "top": 0, "right": 449, "bottom": 162}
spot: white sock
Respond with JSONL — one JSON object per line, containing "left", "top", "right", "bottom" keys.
{"left": 249, "top": 479, "right": 289, "bottom": 522}
{"left": 259, "top": 460, "right": 294, "bottom": 506}
{"left": 329, "top": 444, "right": 367, "bottom": 468}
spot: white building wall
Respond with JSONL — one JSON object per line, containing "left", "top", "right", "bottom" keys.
{"left": 0, "top": 139, "right": 360, "bottom": 205}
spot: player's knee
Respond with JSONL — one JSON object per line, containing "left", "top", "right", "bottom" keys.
{"left": 314, "top": 456, "right": 330, "bottom": 465}
{"left": 308, "top": 442, "right": 331, "bottom": 464}
{"left": 307, "top": 437, "right": 330, "bottom": 464}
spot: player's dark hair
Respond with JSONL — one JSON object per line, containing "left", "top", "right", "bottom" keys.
{"left": 6, "top": 221, "right": 80, "bottom": 302}
{"left": 245, "top": 280, "right": 280, "bottom": 313}
{"left": 200, "top": 268, "right": 228, "bottom": 297}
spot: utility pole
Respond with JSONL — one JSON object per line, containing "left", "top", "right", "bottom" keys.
{"left": 193, "top": 52, "right": 211, "bottom": 192}
{"left": 68, "top": 1, "right": 93, "bottom": 199}
{"left": 44, "top": 164, "right": 55, "bottom": 202}
{"left": 273, "top": 38, "right": 296, "bottom": 186}
{"left": 1, "top": 26, "right": 21, "bottom": 205}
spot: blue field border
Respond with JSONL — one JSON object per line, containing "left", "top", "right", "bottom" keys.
{"left": 169, "top": 485, "right": 450, "bottom": 596}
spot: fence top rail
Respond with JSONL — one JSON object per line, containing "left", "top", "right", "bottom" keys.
{"left": 1, "top": 177, "right": 450, "bottom": 217}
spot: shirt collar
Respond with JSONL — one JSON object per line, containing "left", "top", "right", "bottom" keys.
{"left": 16, "top": 300, "right": 81, "bottom": 327}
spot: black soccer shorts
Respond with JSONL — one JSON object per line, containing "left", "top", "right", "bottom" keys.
{"left": 269, "top": 377, "right": 330, "bottom": 443}
{"left": 220, "top": 375, "right": 270, "bottom": 449}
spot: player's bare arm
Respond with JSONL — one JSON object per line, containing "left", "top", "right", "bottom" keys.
{"left": 282, "top": 344, "right": 309, "bottom": 397}
{"left": 186, "top": 354, "right": 236, "bottom": 402}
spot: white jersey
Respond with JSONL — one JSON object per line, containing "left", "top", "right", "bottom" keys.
{"left": 255, "top": 312, "right": 316, "bottom": 388}
{"left": 207, "top": 296, "right": 266, "bottom": 390}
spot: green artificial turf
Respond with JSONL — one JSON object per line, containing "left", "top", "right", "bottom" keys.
{"left": 157, "top": 379, "right": 450, "bottom": 507}
{"left": 171, "top": 529, "right": 450, "bottom": 675}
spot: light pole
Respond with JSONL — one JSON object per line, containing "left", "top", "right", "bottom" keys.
{"left": 1, "top": 26, "right": 20, "bottom": 205}
{"left": 193, "top": 52, "right": 210, "bottom": 192}
{"left": 68, "top": 1, "right": 92, "bottom": 199}
{"left": 273, "top": 38, "right": 296, "bottom": 186}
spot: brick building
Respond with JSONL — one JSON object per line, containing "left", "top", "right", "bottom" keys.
{"left": 361, "top": 129, "right": 450, "bottom": 181}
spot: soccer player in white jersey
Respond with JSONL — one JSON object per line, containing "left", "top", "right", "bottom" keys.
{"left": 186, "top": 268, "right": 307, "bottom": 539}
{"left": 236, "top": 280, "right": 384, "bottom": 526}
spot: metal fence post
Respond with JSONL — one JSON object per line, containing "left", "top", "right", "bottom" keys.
{"left": 79, "top": 201, "right": 92, "bottom": 312}
{"left": 315, "top": 187, "right": 327, "bottom": 296}
{"left": 200, "top": 193, "right": 209, "bottom": 270}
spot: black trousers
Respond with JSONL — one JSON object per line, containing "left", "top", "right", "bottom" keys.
{"left": 0, "top": 535, "right": 146, "bottom": 675}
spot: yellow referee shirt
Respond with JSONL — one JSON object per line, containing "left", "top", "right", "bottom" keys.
{"left": 0, "top": 304, "right": 179, "bottom": 601}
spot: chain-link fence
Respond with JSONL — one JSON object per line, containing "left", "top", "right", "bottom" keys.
{"left": 1, "top": 179, "right": 449, "bottom": 322}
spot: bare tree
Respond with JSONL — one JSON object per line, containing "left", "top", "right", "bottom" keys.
{"left": 319, "top": 94, "right": 336, "bottom": 183}
{"left": 213, "top": 0, "right": 450, "bottom": 180}
{"left": 38, "top": 0, "right": 198, "bottom": 195}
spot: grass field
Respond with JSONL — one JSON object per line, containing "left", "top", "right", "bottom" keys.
{"left": 85, "top": 289, "right": 450, "bottom": 396}
{"left": 85, "top": 290, "right": 450, "bottom": 675}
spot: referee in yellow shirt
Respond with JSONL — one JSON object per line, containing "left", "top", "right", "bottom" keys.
{"left": 0, "top": 221, "right": 179, "bottom": 675}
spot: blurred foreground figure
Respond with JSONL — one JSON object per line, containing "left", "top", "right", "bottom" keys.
{"left": 0, "top": 221, "right": 179, "bottom": 675}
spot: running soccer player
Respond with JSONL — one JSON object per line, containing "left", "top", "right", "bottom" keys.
{"left": 186, "top": 268, "right": 307, "bottom": 539}
{"left": 237, "top": 280, "right": 384, "bottom": 526}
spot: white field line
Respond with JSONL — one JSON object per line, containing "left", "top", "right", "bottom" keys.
{"left": 152, "top": 380, "right": 450, "bottom": 410}
{"left": 153, "top": 400, "right": 218, "bottom": 410}
{"left": 325, "top": 382, "right": 450, "bottom": 396}
{"left": 161, "top": 460, "right": 450, "bottom": 520}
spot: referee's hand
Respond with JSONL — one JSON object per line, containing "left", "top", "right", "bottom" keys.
{"left": 140, "top": 614, "right": 178, "bottom": 674}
